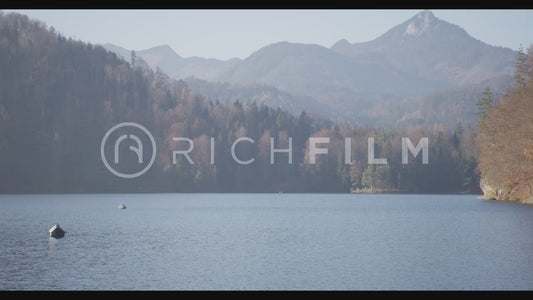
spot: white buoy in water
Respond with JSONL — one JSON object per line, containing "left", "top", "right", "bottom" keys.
{"left": 49, "top": 224, "right": 65, "bottom": 238}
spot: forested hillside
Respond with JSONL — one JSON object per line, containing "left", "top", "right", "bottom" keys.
{"left": 0, "top": 12, "right": 480, "bottom": 193}
{"left": 478, "top": 46, "right": 533, "bottom": 203}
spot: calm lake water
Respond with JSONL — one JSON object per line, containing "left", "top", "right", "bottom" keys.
{"left": 1, "top": 193, "right": 532, "bottom": 290}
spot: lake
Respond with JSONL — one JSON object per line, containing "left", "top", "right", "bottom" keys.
{"left": 1, "top": 193, "right": 532, "bottom": 290}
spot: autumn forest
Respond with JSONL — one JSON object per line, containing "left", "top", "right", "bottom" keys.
{"left": 0, "top": 12, "right": 531, "bottom": 202}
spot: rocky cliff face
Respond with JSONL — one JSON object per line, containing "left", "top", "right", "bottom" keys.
{"left": 480, "top": 177, "right": 504, "bottom": 200}
{"left": 480, "top": 177, "right": 533, "bottom": 204}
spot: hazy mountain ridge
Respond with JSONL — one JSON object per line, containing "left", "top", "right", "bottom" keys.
{"left": 183, "top": 76, "right": 330, "bottom": 116}
{"left": 218, "top": 41, "right": 448, "bottom": 98}
{"left": 103, "top": 10, "right": 518, "bottom": 129}
{"left": 331, "top": 10, "right": 516, "bottom": 87}
{"left": 399, "top": 74, "right": 514, "bottom": 129}
{"left": 104, "top": 43, "right": 240, "bottom": 81}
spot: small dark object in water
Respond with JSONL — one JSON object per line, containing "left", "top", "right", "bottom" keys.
{"left": 49, "top": 224, "right": 65, "bottom": 238}
{"left": 118, "top": 203, "right": 126, "bottom": 209}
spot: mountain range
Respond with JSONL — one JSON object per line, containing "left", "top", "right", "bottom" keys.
{"left": 0, "top": 11, "right": 505, "bottom": 193}
{"left": 104, "top": 10, "right": 517, "bottom": 129}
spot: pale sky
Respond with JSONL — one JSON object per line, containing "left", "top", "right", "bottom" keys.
{"left": 4, "top": 9, "right": 533, "bottom": 60}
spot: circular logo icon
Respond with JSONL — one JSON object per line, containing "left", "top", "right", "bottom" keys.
{"left": 100, "top": 122, "right": 156, "bottom": 179}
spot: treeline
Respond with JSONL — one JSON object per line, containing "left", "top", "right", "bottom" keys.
{"left": 478, "top": 46, "right": 533, "bottom": 203}
{"left": 0, "top": 12, "right": 479, "bottom": 193}
{"left": 150, "top": 93, "right": 479, "bottom": 193}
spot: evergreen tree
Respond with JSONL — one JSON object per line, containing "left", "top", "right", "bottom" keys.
{"left": 476, "top": 87, "right": 493, "bottom": 125}
{"left": 453, "top": 121, "right": 463, "bottom": 148}
{"left": 130, "top": 50, "right": 136, "bottom": 67}
{"left": 514, "top": 45, "right": 529, "bottom": 94}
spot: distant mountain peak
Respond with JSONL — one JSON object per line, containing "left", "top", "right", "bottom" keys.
{"left": 372, "top": 10, "right": 471, "bottom": 43}
{"left": 330, "top": 10, "right": 515, "bottom": 87}
{"left": 149, "top": 44, "right": 173, "bottom": 51}
{"left": 404, "top": 10, "right": 438, "bottom": 36}
{"left": 144, "top": 44, "right": 181, "bottom": 58}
